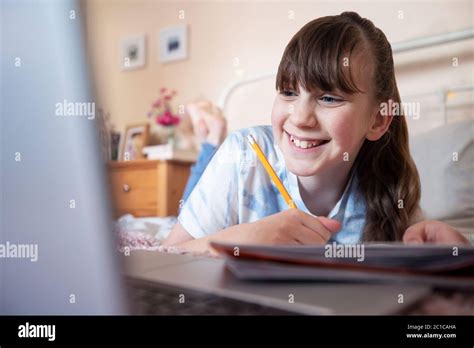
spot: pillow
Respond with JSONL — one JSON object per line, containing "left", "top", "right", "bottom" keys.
{"left": 409, "top": 119, "right": 474, "bottom": 242}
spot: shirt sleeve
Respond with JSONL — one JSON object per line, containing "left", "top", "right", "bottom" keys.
{"left": 177, "top": 131, "right": 243, "bottom": 239}
{"left": 181, "top": 142, "right": 218, "bottom": 203}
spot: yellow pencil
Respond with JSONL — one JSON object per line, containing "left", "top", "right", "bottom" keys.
{"left": 246, "top": 134, "right": 296, "bottom": 209}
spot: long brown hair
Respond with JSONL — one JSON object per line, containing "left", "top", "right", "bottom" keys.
{"left": 275, "top": 11, "right": 421, "bottom": 241}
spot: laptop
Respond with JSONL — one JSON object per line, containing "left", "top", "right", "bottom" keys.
{"left": 1, "top": 0, "right": 430, "bottom": 315}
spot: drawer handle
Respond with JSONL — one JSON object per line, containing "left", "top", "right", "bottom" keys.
{"left": 123, "top": 184, "right": 131, "bottom": 193}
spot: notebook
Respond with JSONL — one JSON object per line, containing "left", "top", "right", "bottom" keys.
{"left": 211, "top": 242, "right": 474, "bottom": 289}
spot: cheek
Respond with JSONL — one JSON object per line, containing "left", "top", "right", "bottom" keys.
{"left": 270, "top": 101, "right": 287, "bottom": 131}
{"left": 332, "top": 119, "right": 354, "bottom": 142}
{"left": 325, "top": 111, "right": 366, "bottom": 151}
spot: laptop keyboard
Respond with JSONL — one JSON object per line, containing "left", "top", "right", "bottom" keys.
{"left": 126, "top": 278, "right": 297, "bottom": 315}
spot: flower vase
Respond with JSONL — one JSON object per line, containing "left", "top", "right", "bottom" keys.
{"left": 166, "top": 126, "right": 176, "bottom": 149}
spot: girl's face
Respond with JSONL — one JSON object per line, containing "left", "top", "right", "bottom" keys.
{"left": 271, "top": 57, "right": 380, "bottom": 177}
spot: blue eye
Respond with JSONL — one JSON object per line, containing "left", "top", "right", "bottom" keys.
{"left": 319, "top": 95, "right": 341, "bottom": 103}
{"left": 281, "top": 90, "right": 298, "bottom": 97}
{"left": 319, "top": 95, "right": 343, "bottom": 104}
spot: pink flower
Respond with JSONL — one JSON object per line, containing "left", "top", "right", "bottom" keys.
{"left": 148, "top": 88, "right": 180, "bottom": 126}
{"left": 156, "top": 111, "right": 180, "bottom": 126}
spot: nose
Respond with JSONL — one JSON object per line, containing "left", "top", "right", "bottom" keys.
{"left": 288, "top": 100, "right": 318, "bottom": 128}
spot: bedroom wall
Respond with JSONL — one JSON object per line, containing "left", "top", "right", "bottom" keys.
{"left": 82, "top": 0, "right": 474, "bottom": 136}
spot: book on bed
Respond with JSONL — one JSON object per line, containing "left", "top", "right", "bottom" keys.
{"left": 210, "top": 242, "right": 474, "bottom": 288}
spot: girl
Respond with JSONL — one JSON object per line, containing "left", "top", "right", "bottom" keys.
{"left": 164, "top": 11, "right": 469, "bottom": 253}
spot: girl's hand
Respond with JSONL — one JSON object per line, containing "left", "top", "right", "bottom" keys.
{"left": 235, "top": 209, "right": 341, "bottom": 245}
{"left": 168, "top": 209, "right": 341, "bottom": 255}
{"left": 403, "top": 220, "right": 470, "bottom": 245}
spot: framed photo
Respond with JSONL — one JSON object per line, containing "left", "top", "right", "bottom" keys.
{"left": 120, "top": 123, "right": 150, "bottom": 161}
{"left": 120, "top": 34, "right": 146, "bottom": 70}
{"left": 159, "top": 25, "right": 187, "bottom": 63}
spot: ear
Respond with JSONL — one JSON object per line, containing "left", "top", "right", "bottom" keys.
{"left": 366, "top": 100, "right": 394, "bottom": 141}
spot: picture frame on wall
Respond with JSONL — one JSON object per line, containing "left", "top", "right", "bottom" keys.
{"left": 120, "top": 34, "right": 146, "bottom": 70}
{"left": 159, "top": 25, "right": 188, "bottom": 63}
{"left": 119, "top": 123, "right": 150, "bottom": 161}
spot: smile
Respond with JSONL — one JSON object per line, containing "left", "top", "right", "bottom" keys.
{"left": 285, "top": 131, "right": 330, "bottom": 151}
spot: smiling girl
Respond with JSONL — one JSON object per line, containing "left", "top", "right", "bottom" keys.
{"left": 163, "top": 11, "right": 469, "bottom": 252}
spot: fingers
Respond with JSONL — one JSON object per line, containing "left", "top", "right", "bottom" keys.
{"left": 291, "top": 210, "right": 340, "bottom": 242}
{"left": 403, "top": 220, "right": 469, "bottom": 245}
{"left": 316, "top": 216, "right": 342, "bottom": 234}
{"left": 423, "top": 222, "right": 462, "bottom": 244}
{"left": 403, "top": 221, "right": 428, "bottom": 244}
{"left": 293, "top": 224, "right": 327, "bottom": 245}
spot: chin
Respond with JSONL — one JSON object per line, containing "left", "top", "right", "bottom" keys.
{"left": 285, "top": 159, "right": 325, "bottom": 177}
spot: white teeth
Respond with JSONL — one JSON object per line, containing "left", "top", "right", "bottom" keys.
{"left": 289, "top": 134, "right": 319, "bottom": 149}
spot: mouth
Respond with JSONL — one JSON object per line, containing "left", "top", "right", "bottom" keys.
{"left": 285, "top": 130, "right": 330, "bottom": 151}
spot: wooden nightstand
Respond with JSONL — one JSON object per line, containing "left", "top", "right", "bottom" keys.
{"left": 107, "top": 159, "right": 193, "bottom": 218}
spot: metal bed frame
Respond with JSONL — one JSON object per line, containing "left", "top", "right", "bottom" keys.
{"left": 217, "top": 28, "right": 474, "bottom": 123}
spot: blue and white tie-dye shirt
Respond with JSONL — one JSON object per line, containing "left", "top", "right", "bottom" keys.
{"left": 178, "top": 125, "right": 367, "bottom": 244}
